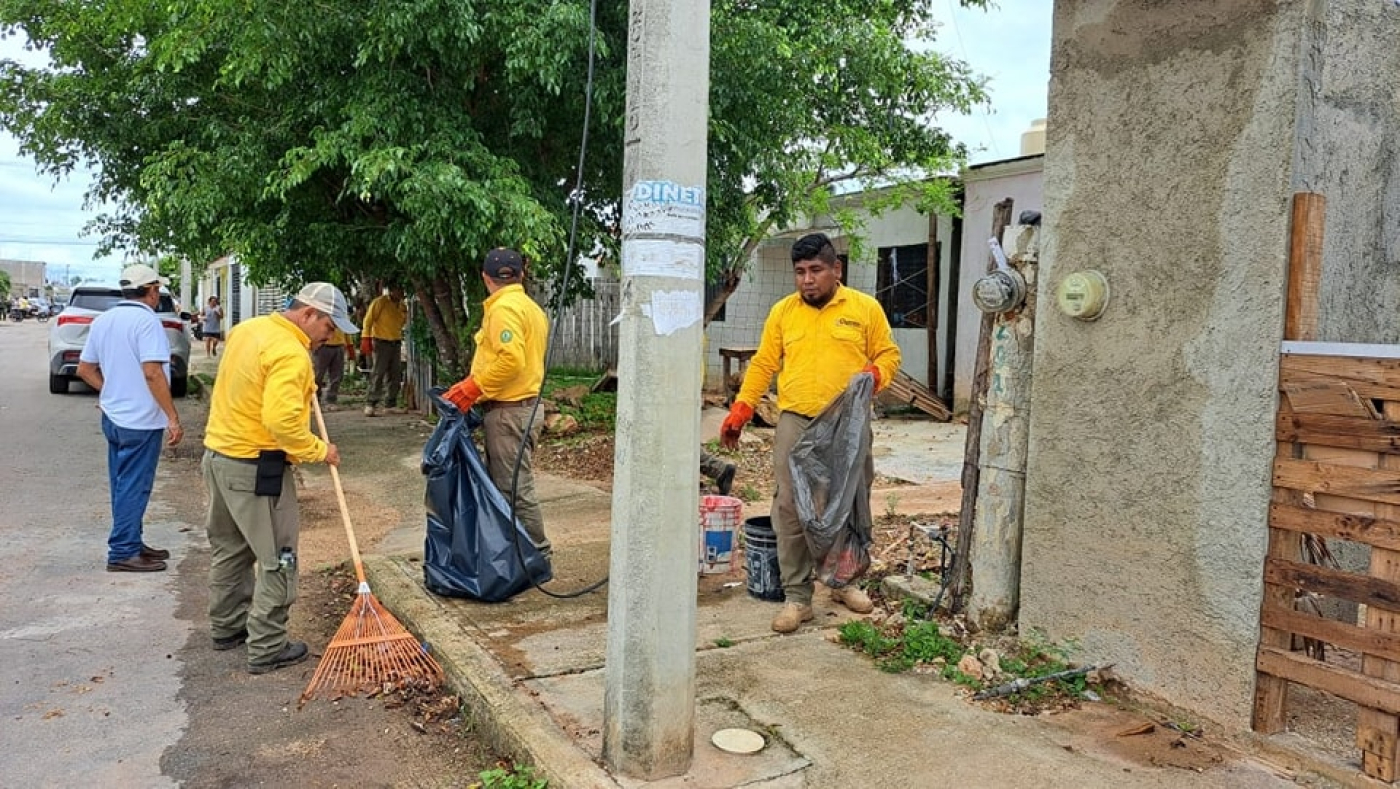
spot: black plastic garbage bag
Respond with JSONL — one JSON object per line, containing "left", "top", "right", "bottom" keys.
{"left": 789, "top": 372, "right": 875, "bottom": 588}
{"left": 421, "top": 388, "right": 552, "bottom": 601}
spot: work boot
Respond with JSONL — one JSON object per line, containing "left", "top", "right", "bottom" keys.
{"left": 247, "top": 641, "right": 310, "bottom": 674}
{"left": 107, "top": 555, "right": 167, "bottom": 573}
{"left": 831, "top": 585, "right": 874, "bottom": 614}
{"left": 771, "top": 602, "right": 814, "bottom": 634}
{"left": 140, "top": 543, "right": 171, "bottom": 560}
{"left": 364, "top": 405, "right": 378, "bottom": 417}
{"left": 212, "top": 628, "right": 248, "bottom": 651}
{"left": 716, "top": 464, "right": 736, "bottom": 496}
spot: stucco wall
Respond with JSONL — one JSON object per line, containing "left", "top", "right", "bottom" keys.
{"left": 1022, "top": 0, "right": 1313, "bottom": 728}
{"left": 1307, "top": 1, "right": 1400, "bottom": 343}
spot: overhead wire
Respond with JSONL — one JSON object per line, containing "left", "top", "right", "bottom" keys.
{"left": 501, "top": 0, "right": 607, "bottom": 599}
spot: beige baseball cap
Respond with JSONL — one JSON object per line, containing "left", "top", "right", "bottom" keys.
{"left": 294, "top": 282, "right": 359, "bottom": 334}
{"left": 119, "top": 263, "right": 170, "bottom": 288}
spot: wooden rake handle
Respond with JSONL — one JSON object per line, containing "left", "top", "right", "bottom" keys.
{"left": 310, "top": 396, "right": 368, "bottom": 587}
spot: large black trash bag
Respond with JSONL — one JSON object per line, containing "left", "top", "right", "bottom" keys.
{"left": 788, "top": 372, "right": 875, "bottom": 588}
{"left": 421, "top": 388, "right": 552, "bottom": 601}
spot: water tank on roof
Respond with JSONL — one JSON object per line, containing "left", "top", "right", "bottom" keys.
{"left": 1020, "top": 118, "right": 1047, "bottom": 156}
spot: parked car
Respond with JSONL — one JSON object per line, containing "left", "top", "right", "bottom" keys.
{"left": 48, "top": 285, "right": 193, "bottom": 396}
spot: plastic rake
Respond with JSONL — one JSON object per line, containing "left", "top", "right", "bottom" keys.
{"left": 301, "top": 397, "right": 443, "bottom": 701}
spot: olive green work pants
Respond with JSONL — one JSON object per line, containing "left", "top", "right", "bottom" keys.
{"left": 203, "top": 451, "right": 300, "bottom": 664}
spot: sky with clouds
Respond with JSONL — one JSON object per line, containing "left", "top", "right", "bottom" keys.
{"left": 0, "top": 1, "right": 1051, "bottom": 285}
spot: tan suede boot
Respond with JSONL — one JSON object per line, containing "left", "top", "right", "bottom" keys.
{"left": 831, "top": 585, "right": 874, "bottom": 614}
{"left": 771, "top": 603, "right": 814, "bottom": 634}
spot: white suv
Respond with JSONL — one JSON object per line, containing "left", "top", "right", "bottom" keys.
{"left": 48, "top": 285, "right": 193, "bottom": 396}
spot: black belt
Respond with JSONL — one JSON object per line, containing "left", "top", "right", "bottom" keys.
{"left": 207, "top": 449, "right": 289, "bottom": 465}
{"left": 207, "top": 449, "right": 258, "bottom": 465}
{"left": 482, "top": 397, "right": 538, "bottom": 411}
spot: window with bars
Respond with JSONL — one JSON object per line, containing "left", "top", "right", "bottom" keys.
{"left": 875, "top": 243, "right": 933, "bottom": 329}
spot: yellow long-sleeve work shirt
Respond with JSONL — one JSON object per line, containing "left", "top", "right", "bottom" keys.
{"left": 735, "top": 284, "right": 901, "bottom": 417}
{"left": 362, "top": 295, "right": 408, "bottom": 341}
{"left": 470, "top": 284, "right": 548, "bottom": 402}
{"left": 204, "top": 312, "right": 328, "bottom": 463}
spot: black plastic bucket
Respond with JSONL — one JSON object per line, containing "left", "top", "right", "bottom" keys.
{"left": 744, "top": 516, "right": 784, "bottom": 602}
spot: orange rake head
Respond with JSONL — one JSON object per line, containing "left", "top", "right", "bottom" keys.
{"left": 301, "top": 587, "right": 444, "bottom": 702}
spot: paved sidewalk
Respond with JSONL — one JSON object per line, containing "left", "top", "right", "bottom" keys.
{"left": 353, "top": 416, "right": 1342, "bottom": 789}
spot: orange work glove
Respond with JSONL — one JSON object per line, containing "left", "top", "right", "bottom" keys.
{"left": 360, "top": 337, "right": 373, "bottom": 357}
{"left": 862, "top": 364, "right": 882, "bottom": 391}
{"left": 444, "top": 378, "right": 483, "bottom": 412}
{"left": 720, "top": 402, "right": 755, "bottom": 450}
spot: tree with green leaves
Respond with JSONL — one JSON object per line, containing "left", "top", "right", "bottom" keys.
{"left": 0, "top": 0, "right": 988, "bottom": 375}
{"left": 0, "top": 269, "right": 9, "bottom": 302}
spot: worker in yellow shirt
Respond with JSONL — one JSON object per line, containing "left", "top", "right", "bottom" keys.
{"left": 444, "top": 248, "right": 552, "bottom": 558}
{"left": 202, "top": 282, "right": 355, "bottom": 674}
{"left": 313, "top": 325, "right": 352, "bottom": 410}
{"left": 720, "top": 232, "right": 901, "bottom": 634}
{"left": 361, "top": 284, "right": 408, "bottom": 416}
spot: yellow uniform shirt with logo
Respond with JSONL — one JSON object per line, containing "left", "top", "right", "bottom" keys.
{"left": 362, "top": 295, "right": 408, "bottom": 341}
{"left": 470, "top": 284, "right": 548, "bottom": 402}
{"left": 204, "top": 312, "right": 328, "bottom": 463}
{"left": 736, "top": 284, "right": 901, "bottom": 417}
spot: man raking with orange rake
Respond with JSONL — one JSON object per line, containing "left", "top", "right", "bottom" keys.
{"left": 302, "top": 397, "right": 443, "bottom": 701}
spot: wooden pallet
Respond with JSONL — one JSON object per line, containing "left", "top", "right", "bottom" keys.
{"left": 880, "top": 370, "right": 952, "bottom": 421}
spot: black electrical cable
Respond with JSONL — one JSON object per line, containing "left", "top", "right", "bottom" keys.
{"left": 500, "top": 0, "right": 606, "bottom": 599}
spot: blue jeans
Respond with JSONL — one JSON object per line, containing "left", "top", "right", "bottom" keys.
{"left": 101, "top": 414, "right": 165, "bottom": 563}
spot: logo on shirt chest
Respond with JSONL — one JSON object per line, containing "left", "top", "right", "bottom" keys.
{"left": 500, "top": 330, "right": 514, "bottom": 344}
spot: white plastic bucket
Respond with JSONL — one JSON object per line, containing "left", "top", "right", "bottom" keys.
{"left": 699, "top": 495, "right": 743, "bottom": 574}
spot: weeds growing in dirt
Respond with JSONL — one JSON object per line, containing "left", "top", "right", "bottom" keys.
{"left": 837, "top": 602, "right": 1106, "bottom": 712}
{"left": 475, "top": 763, "right": 547, "bottom": 789}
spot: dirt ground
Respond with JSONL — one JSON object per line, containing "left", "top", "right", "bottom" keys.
{"left": 158, "top": 386, "right": 502, "bottom": 788}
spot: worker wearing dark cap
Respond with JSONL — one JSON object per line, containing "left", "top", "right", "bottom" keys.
{"left": 444, "top": 248, "right": 551, "bottom": 557}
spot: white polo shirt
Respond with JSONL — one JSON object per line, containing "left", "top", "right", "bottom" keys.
{"left": 79, "top": 301, "right": 171, "bottom": 431}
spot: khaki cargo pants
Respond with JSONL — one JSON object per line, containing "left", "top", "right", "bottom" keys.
{"left": 203, "top": 451, "right": 300, "bottom": 664}
{"left": 482, "top": 402, "right": 550, "bottom": 555}
{"left": 772, "top": 411, "right": 874, "bottom": 606}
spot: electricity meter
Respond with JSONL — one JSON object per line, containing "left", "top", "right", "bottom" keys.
{"left": 971, "top": 269, "right": 1027, "bottom": 314}
{"left": 1055, "top": 271, "right": 1109, "bottom": 321}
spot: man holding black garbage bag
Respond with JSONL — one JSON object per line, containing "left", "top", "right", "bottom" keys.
{"left": 444, "top": 248, "right": 552, "bottom": 560}
{"left": 720, "top": 232, "right": 901, "bottom": 633}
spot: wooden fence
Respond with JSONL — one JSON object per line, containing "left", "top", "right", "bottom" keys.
{"left": 546, "top": 279, "right": 620, "bottom": 372}
{"left": 1254, "top": 343, "right": 1400, "bottom": 784}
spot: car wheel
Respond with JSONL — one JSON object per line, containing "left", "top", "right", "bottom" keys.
{"left": 171, "top": 375, "right": 188, "bottom": 398}
{"left": 49, "top": 374, "right": 69, "bottom": 394}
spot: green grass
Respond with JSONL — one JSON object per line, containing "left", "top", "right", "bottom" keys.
{"left": 542, "top": 372, "right": 616, "bottom": 433}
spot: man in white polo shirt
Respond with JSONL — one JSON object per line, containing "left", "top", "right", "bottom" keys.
{"left": 77, "top": 264, "right": 185, "bottom": 572}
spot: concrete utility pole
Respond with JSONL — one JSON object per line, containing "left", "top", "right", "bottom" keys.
{"left": 602, "top": 0, "right": 711, "bottom": 780}
{"left": 968, "top": 224, "right": 1038, "bottom": 632}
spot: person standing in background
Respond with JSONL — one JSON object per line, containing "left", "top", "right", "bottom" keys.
{"left": 720, "top": 232, "right": 901, "bottom": 634}
{"left": 444, "top": 248, "right": 551, "bottom": 558}
{"left": 361, "top": 285, "right": 407, "bottom": 416}
{"left": 200, "top": 296, "right": 225, "bottom": 357}
{"left": 313, "top": 326, "right": 350, "bottom": 411}
{"left": 76, "top": 264, "right": 184, "bottom": 572}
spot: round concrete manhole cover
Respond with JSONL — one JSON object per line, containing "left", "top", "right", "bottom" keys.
{"left": 711, "top": 728, "right": 765, "bottom": 755}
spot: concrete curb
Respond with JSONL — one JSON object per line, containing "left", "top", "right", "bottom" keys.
{"left": 364, "top": 555, "right": 620, "bottom": 789}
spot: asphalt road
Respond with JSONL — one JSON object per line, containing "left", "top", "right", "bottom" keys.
{"left": 0, "top": 317, "right": 187, "bottom": 785}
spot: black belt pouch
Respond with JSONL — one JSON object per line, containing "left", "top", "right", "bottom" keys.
{"left": 255, "top": 450, "right": 288, "bottom": 496}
